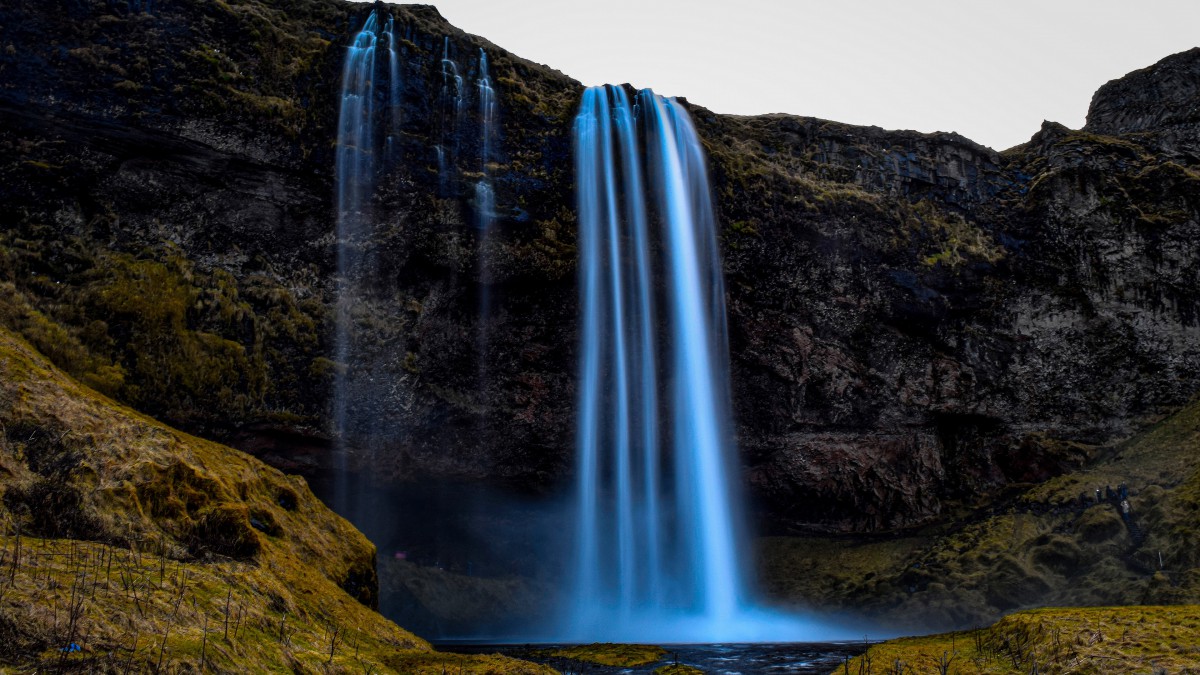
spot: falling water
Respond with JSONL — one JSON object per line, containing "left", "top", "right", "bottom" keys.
{"left": 332, "top": 12, "right": 379, "bottom": 516}
{"left": 437, "top": 36, "right": 464, "bottom": 193}
{"left": 383, "top": 16, "right": 402, "bottom": 160}
{"left": 474, "top": 48, "right": 497, "bottom": 229}
{"left": 474, "top": 49, "right": 498, "bottom": 407}
{"left": 331, "top": 11, "right": 412, "bottom": 526}
{"left": 570, "top": 86, "right": 820, "bottom": 642}
{"left": 335, "top": 12, "right": 378, "bottom": 235}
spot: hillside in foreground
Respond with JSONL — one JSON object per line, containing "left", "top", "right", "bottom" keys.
{"left": 0, "top": 324, "right": 550, "bottom": 672}
{"left": 840, "top": 605, "right": 1200, "bottom": 674}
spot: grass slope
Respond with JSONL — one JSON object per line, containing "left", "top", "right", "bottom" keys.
{"left": 0, "top": 327, "right": 552, "bottom": 673}
{"left": 839, "top": 605, "right": 1200, "bottom": 674}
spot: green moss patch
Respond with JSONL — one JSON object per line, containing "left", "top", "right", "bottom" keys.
{"left": 763, "top": 397, "right": 1200, "bottom": 630}
{"left": 0, "top": 234, "right": 329, "bottom": 433}
{"left": 656, "top": 664, "right": 705, "bottom": 675}
{"left": 843, "top": 605, "right": 1200, "bottom": 675}
{"left": 550, "top": 643, "right": 667, "bottom": 667}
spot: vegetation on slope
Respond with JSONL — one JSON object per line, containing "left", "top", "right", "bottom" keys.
{"left": 0, "top": 233, "right": 330, "bottom": 434}
{"left": 654, "top": 666, "right": 704, "bottom": 675}
{"left": 0, "top": 326, "right": 551, "bottom": 673}
{"left": 839, "top": 605, "right": 1200, "bottom": 674}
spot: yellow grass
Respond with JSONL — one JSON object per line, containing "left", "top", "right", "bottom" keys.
{"left": 840, "top": 605, "right": 1200, "bottom": 674}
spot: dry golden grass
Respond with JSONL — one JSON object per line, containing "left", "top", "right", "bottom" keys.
{"left": 0, "top": 535, "right": 418, "bottom": 673}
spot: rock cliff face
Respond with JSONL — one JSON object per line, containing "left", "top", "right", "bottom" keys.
{"left": 1085, "top": 47, "right": 1200, "bottom": 157}
{"left": 0, "top": 0, "right": 1197, "bottom": 547}
{"left": 705, "top": 107, "right": 1200, "bottom": 531}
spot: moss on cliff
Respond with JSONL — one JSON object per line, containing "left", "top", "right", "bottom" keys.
{"left": 763, "top": 396, "right": 1200, "bottom": 631}
{"left": 0, "top": 0, "right": 586, "bottom": 471}
{"left": 703, "top": 111, "right": 1007, "bottom": 278}
{"left": 0, "top": 231, "right": 330, "bottom": 434}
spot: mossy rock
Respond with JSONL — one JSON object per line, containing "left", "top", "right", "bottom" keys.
{"left": 1029, "top": 534, "right": 1083, "bottom": 574}
{"left": 655, "top": 664, "right": 704, "bottom": 675}
{"left": 551, "top": 643, "right": 667, "bottom": 667}
{"left": 1077, "top": 505, "right": 1126, "bottom": 543}
{"left": 189, "top": 503, "right": 263, "bottom": 558}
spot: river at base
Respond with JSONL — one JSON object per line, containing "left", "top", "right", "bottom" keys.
{"left": 436, "top": 642, "right": 870, "bottom": 674}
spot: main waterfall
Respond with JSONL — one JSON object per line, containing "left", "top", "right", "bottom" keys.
{"left": 570, "top": 85, "right": 817, "bottom": 642}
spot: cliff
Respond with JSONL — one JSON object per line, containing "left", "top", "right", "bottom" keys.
{"left": 1085, "top": 46, "right": 1200, "bottom": 157}
{"left": 762, "top": 394, "right": 1200, "bottom": 630}
{"left": 0, "top": 0, "right": 1197, "bottom": 546}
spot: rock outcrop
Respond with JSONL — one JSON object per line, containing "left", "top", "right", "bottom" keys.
{"left": 1085, "top": 46, "right": 1200, "bottom": 157}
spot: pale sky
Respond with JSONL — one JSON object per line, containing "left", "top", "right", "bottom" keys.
{"left": 403, "top": 0, "right": 1200, "bottom": 151}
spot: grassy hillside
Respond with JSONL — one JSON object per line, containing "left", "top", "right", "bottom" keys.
{"left": 0, "top": 326, "right": 551, "bottom": 673}
{"left": 762, "top": 394, "right": 1200, "bottom": 631}
{"left": 839, "top": 605, "right": 1200, "bottom": 674}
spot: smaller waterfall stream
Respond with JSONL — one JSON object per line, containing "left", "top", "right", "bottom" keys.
{"left": 475, "top": 49, "right": 498, "bottom": 414}
{"left": 383, "top": 16, "right": 402, "bottom": 161}
{"left": 437, "top": 37, "right": 465, "bottom": 193}
{"left": 332, "top": 12, "right": 379, "bottom": 516}
{"left": 331, "top": 10, "right": 405, "bottom": 524}
{"left": 475, "top": 49, "right": 497, "bottom": 229}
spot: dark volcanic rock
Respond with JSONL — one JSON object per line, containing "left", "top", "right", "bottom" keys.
{"left": 1085, "top": 47, "right": 1200, "bottom": 157}
{"left": 0, "top": 0, "right": 1197, "bottom": 541}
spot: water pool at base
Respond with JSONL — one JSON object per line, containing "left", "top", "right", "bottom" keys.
{"left": 436, "top": 642, "right": 870, "bottom": 674}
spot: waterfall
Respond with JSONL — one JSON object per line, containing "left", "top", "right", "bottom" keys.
{"left": 475, "top": 49, "right": 498, "bottom": 411}
{"left": 331, "top": 11, "right": 407, "bottom": 523}
{"left": 570, "top": 85, "right": 817, "bottom": 642}
{"left": 437, "top": 36, "right": 464, "bottom": 193}
{"left": 335, "top": 12, "right": 378, "bottom": 237}
{"left": 332, "top": 11, "right": 379, "bottom": 516}
{"left": 475, "top": 48, "right": 497, "bottom": 229}
{"left": 383, "top": 16, "right": 402, "bottom": 161}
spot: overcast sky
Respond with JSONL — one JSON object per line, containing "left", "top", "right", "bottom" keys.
{"left": 405, "top": 0, "right": 1200, "bottom": 151}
